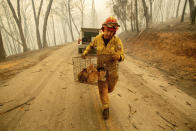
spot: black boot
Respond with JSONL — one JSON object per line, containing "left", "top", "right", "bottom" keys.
{"left": 102, "top": 108, "right": 109, "bottom": 120}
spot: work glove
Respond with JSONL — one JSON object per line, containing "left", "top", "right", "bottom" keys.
{"left": 112, "top": 53, "right": 120, "bottom": 61}
{"left": 81, "top": 54, "right": 86, "bottom": 59}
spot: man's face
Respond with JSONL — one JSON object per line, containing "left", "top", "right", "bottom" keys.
{"left": 103, "top": 28, "right": 115, "bottom": 39}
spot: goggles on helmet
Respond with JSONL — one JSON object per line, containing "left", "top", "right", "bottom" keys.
{"left": 103, "top": 22, "right": 120, "bottom": 29}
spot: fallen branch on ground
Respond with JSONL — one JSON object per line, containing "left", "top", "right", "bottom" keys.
{"left": 128, "top": 88, "right": 136, "bottom": 94}
{"left": 0, "top": 97, "right": 35, "bottom": 115}
{"left": 156, "top": 111, "right": 177, "bottom": 127}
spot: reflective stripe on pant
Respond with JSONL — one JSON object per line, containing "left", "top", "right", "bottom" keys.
{"left": 98, "top": 71, "right": 118, "bottom": 109}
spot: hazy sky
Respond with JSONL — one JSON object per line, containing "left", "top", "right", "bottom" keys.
{"left": 90, "top": 0, "right": 113, "bottom": 26}
{"left": 94, "top": 0, "right": 109, "bottom": 11}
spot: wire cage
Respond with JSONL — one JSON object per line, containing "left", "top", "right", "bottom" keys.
{"left": 72, "top": 56, "right": 97, "bottom": 81}
{"left": 72, "top": 55, "right": 119, "bottom": 81}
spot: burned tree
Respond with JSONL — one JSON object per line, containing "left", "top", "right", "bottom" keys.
{"left": 176, "top": 0, "right": 182, "bottom": 17}
{"left": 135, "top": 0, "right": 139, "bottom": 32}
{"left": 31, "top": 0, "right": 43, "bottom": 49}
{"left": 67, "top": 0, "right": 74, "bottom": 41}
{"left": 7, "top": 0, "right": 28, "bottom": 52}
{"left": 141, "top": 0, "right": 149, "bottom": 28}
{"left": 42, "top": 0, "right": 54, "bottom": 48}
{"left": 113, "top": 0, "right": 128, "bottom": 31}
{"left": 0, "top": 29, "right": 6, "bottom": 61}
{"left": 188, "top": 0, "right": 196, "bottom": 24}
{"left": 181, "top": 0, "right": 188, "bottom": 22}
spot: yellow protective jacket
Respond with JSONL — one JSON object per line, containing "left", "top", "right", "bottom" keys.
{"left": 83, "top": 33, "right": 125, "bottom": 71}
{"left": 83, "top": 34, "right": 125, "bottom": 60}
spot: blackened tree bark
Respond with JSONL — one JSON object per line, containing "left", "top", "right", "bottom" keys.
{"left": 142, "top": 0, "right": 149, "bottom": 28}
{"left": 176, "top": 0, "right": 182, "bottom": 17}
{"left": 188, "top": 0, "right": 196, "bottom": 24}
{"left": 32, "top": 0, "right": 43, "bottom": 49}
{"left": 135, "top": 0, "right": 139, "bottom": 33}
{"left": 0, "top": 29, "right": 6, "bottom": 61}
{"left": 181, "top": 0, "right": 188, "bottom": 22}
{"left": 7, "top": 0, "right": 28, "bottom": 52}
{"left": 43, "top": 0, "right": 54, "bottom": 48}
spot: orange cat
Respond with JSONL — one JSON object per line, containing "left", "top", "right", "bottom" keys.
{"left": 78, "top": 68, "right": 88, "bottom": 83}
{"left": 78, "top": 64, "right": 107, "bottom": 84}
{"left": 87, "top": 64, "right": 98, "bottom": 83}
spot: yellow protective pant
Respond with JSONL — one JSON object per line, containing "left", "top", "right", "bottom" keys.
{"left": 98, "top": 71, "right": 118, "bottom": 109}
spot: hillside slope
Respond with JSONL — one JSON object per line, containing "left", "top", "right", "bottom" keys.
{"left": 120, "top": 17, "right": 196, "bottom": 98}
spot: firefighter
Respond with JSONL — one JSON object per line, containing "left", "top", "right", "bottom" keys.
{"left": 81, "top": 16, "right": 125, "bottom": 120}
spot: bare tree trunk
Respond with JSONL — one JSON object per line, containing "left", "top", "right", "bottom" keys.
{"left": 42, "top": 0, "right": 54, "bottom": 48}
{"left": 181, "top": 0, "right": 188, "bottom": 22}
{"left": 149, "top": 0, "right": 153, "bottom": 23}
{"left": 130, "top": 0, "right": 134, "bottom": 32}
{"left": 32, "top": 0, "right": 43, "bottom": 49}
{"left": 130, "top": 15, "right": 134, "bottom": 32}
{"left": 7, "top": 0, "right": 28, "bottom": 52}
{"left": 62, "top": 20, "right": 67, "bottom": 43}
{"left": 60, "top": 3, "right": 67, "bottom": 43}
{"left": 25, "top": 23, "right": 34, "bottom": 50}
{"left": 1, "top": 29, "right": 11, "bottom": 56}
{"left": 112, "top": 1, "right": 127, "bottom": 31}
{"left": 68, "top": 0, "right": 74, "bottom": 41}
{"left": 157, "top": 1, "right": 164, "bottom": 22}
{"left": 79, "top": 0, "right": 85, "bottom": 27}
{"left": 10, "top": 13, "right": 21, "bottom": 53}
{"left": 124, "top": 6, "right": 127, "bottom": 31}
{"left": 51, "top": 16, "right": 56, "bottom": 46}
{"left": 188, "top": 0, "right": 196, "bottom": 24}
{"left": 0, "top": 4, "right": 20, "bottom": 55}
{"left": 176, "top": 0, "right": 182, "bottom": 17}
{"left": 122, "top": 20, "right": 127, "bottom": 31}
{"left": 133, "top": 14, "right": 136, "bottom": 31}
{"left": 2, "top": 31, "right": 13, "bottom": 55}
{"left": 135, "top": 0, "right": 139, "bottom": 33}
{"left": 0, "top": 21, "right": 14, "bottom": 55}
{"left": 91, "top": 0, "right": 96, "bottom": 27}
{"left": 0, "top": 29, "right": 6, "bottom": 61}
{"left": 153, "top": 0, "right": 159, "bottom": 23}
{"left": 2, "top": 2, "right": 17, "bottom": 54}
{"left": 1, "top": 30, "right": 13, "bottom": 55}
{"left": 0, "top": 24, "right": 22, "bottom": 45}
{"left": 172, "top": 0, "right": 177, "bottom": 18}
{"left": 70, "top": 14, "right": 80, "bottom": 35}
{"left": 165, "top": 1, "right": 170, "bottom": 20}
{"left": 142, "top": 0, "right": 149, "bottom": 28}
{"left": 82, "top": 6, "right": 84, "bottom": 27}
{"left": 6, "top": 40, "right": 13, "bottom": 55}
{"left": 119, "top": 20, "right": 125, "bottom": 31}
{"left": 46, "top": 28, "right": 51, "bottom": 46}
{"left": 58, "top": 23, "right": 62, "bottom": 45}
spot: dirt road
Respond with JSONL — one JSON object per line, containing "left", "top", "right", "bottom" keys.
{"left": 0, "top": 43, "right": 196, "bottom": 131}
